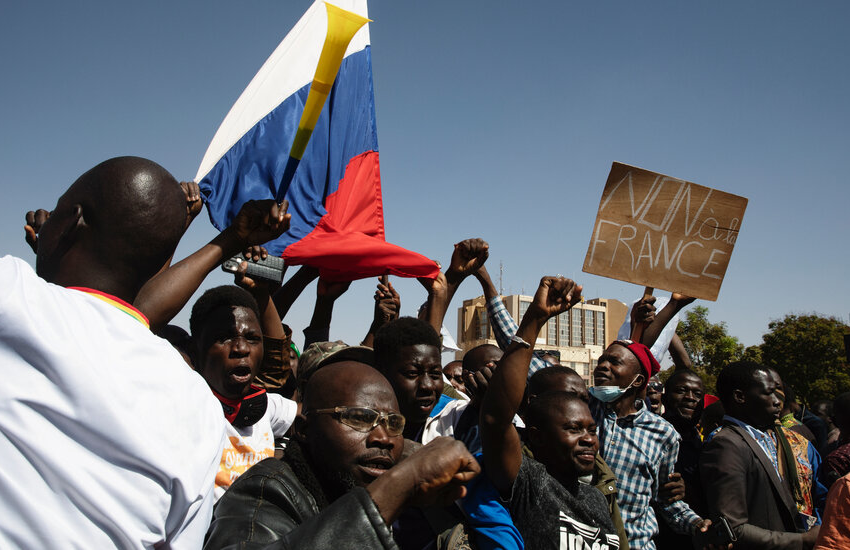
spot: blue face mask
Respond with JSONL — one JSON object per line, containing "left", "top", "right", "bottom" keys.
{"left": 589, "top": 376, "right": 640, "bottom": 403}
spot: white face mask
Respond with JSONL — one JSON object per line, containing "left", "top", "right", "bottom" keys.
{"left": 589, "top": 375, "right": 640, "bottom": 403}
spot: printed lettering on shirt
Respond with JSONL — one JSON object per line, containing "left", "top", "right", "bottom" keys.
{"left": 215, "top": 432, "right": 275, "bottom": 490}
{"left": 559, "top": 511, "right": 620, "bottom": 550}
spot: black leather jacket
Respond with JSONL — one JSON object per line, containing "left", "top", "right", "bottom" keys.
{"left": 204, "top": 457, "right": 398, "bottom": 550}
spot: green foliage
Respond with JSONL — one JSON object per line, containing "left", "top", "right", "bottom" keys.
{"left": 676, "top": 306, "right": 744, "bottom": 378}
{"left": 759, "top": 314, "right": 849, "bottom": 405}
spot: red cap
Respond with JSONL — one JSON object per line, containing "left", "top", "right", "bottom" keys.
{"left": 613, "top": 340, "right": 661, "bottom": 385}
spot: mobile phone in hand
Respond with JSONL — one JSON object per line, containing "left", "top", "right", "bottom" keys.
{"left": 221, "top": 254, "right": 286, "bottom": 284}
{"left": 697, "top": 516, "right": 736, "bottom": 547}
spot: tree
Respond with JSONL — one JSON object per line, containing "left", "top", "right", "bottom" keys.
{"left": 676, "top": 306, "right": 744, "bottom": 379}
{"left": 760, "top": 314, "right": 849, "bottom": 405}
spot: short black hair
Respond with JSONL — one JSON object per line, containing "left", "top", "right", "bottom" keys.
{"left": 525, "top": 391, "right": 587, "bottom": 429}
{"left": 373, "top": 317, "right": 440, "bottom": 373}
{"left": 664, "top": 369, "right": 704, "bottom": 392}
{"left": 461, "top": 344, "right": 502, "bottom": 372}
{"left": 189, "top": 285, "right": 261, "bottom": 337}
{"left": 716, "top": 361, "right": 770, "bottom": 405}
{"left": 528, "top": 366, "right": 582, "bottom": 397}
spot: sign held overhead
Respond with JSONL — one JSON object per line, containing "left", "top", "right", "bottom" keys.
{"left": 583, "top": 162, "right": 748, "bottom": 301}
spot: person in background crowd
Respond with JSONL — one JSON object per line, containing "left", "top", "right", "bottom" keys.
{"left": 656, "top": 368, "right": 707, "bottom": 548}
{"left": 646, "top": 375, "right": 664, "bottom": 415}
{"left": 700, "top": 361, "right": 821, "bottom": 549}
{"left": 811, "top": 400, "right": 841, "bottom": 451}
{"left": 767, "top": 368, "right": 828, "bottom": 522}
{"left": 443, "top": 360, "right": 466, "bottom": 397}
{"left": 824, "top": 392, "right": 850, "bottom": 486}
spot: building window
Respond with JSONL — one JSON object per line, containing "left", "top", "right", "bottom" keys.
{"left": 558, "top": 312, "right": 570, "bottom": 347}
{"left": 476, "top": 308, "right": 489, "bottom": 340}
{"left": 571, "top": 309, "right": 582, "bottom": 346}
{"left": 547, "top": 318, "right": 556, "bottom": 345}
{"left": 596, "top": 311, "right": 606, "bottom": 346}
{"left": 585, "top": 310, "right": 595, "bottom": 344}
{"left": 519, "top": 300, "right": 530, "bottom": 324}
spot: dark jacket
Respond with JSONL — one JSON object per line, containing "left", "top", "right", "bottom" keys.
{"left": 699, "top": 422, "right": 804, "bottom": 550}
{"left": 204, "top": 456, "right": 397, "bottom": 550}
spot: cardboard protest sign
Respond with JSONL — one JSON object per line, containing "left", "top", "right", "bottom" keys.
{"left": 583, "top": 162, "right": 748, "bottom": 301}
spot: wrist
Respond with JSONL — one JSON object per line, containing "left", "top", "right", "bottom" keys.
{"left": 366, "top": 465, "right": 413, "bottom": 525}
{"left": 444, "top": 270, "right": 466, "bottom": 287}
{"left": 214, "top": 227, "right": 246, "bottom": 256}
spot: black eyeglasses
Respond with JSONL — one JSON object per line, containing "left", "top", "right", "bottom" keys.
{"left": 309, "top": 407, "right": 406, "bottom": 436}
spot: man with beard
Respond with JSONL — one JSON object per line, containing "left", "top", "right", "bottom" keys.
{"left": 700, "top": 361, "right": 821, "bottom": 549}
{"left": 205, "top": 356, "right": 479, "bottom": 549}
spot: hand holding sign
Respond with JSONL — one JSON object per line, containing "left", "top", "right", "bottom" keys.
{"left": 583, "top": 163, "right": 748, "bottom": 301}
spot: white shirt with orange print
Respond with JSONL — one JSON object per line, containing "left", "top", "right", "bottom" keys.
{"left": 215, "top": 393, "right": 297, "bottom": 499}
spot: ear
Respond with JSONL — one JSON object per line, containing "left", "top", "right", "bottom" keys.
{"left": 732, "top": 388, "right": 746, "bottom": 405}
{"left": 631, "top": 373, "right": 645, "bottom": 391}
{"left": 53, "top": 204, "right": 86, "bottom": 248}
{"left": 292, "top": 413, "right": 308, "bottom": 444}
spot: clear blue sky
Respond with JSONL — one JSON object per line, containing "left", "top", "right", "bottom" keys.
{"left": 1, "top": 1, "right": 848, "bottom": 350}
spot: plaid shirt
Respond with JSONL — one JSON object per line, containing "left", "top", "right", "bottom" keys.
{"left": 485, "top": 296, "right": 546, "bottom": 378}
{"left": 591, "top": 398, "right": 702, "bottom": 549}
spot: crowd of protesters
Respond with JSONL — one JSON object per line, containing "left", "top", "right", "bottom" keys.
{"left": 2, "top": 156, "right": 849, "bottom": 549}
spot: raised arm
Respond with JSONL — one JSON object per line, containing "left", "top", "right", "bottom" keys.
{"left": 272, "top": 265, "right": 319, "bottom": 320}
{"left": 135, "top": 199, "right": 290, "bottom": 333}
{"left": 419, "top": 238, "right": 489, "bottom": 335}
{"left": 475, "top": 265, "right": 548, "bottom": 377}
{"left": 480, "top": 277, "right": 582, "bottom": 496}
{"left": 641, "top": 293, "right": 695, "bottom": 349}
{"left": 302, "top": 278, "right": 351, "bottom": 348}
{"left": 669, "top": 333, "right": 692, "bottom": 370}
{"left": 362, "top": 275, "right": 399, "bottom": 348}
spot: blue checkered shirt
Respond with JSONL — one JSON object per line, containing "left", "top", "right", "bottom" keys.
{"left": 485, "top": 296, "right": 546, "bottom": 378}
{"left": 591, "top": 398, "right": 702, "bottom": 549}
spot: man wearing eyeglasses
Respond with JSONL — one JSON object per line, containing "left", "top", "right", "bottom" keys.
{"left": 205, "top": 348, "right": 479, "bottom": 549}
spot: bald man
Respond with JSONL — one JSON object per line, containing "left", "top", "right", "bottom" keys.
{"left": 2, "top": 157, "right": 261, "bottom": 548}
{"left": 206, "top": 353, "right": 479, "bottom": 549}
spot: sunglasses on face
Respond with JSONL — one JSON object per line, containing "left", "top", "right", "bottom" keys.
{"left": 309, "top": 406, "right": 406, "bottom": 437}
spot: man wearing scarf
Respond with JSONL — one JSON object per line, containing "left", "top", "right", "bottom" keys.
{"left": 700, "top": 361, "right": 822, "bottom": 549}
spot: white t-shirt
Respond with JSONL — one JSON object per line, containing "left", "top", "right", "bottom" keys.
{"left": 215, "top": 393, "right": 296, "bottom": 498}
{"left": 0, "top": 256, "right": 226, "bottom": 549}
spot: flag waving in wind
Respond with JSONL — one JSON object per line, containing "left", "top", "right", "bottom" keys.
{"left": 196, "top": 0, "right": 439, "bottom": 281}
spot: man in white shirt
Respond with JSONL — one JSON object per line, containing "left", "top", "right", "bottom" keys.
{"left": 189, "top": 285, "right": 297, "bottom": 498}
{"left": 1, "top": 156, "right": 282, "bottom": 548}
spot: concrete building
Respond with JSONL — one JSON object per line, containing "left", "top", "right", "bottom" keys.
{"left": 456, "top": 295, "right": 628, "bottom": 386}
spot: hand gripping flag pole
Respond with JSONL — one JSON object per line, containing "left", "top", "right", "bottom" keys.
{"left": 277, "top": 3, "right": 370, "bottom": 201}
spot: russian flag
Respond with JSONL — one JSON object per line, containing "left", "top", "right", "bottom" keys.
{"left": 196, "top": 0, "right": 439, "bottom": 281}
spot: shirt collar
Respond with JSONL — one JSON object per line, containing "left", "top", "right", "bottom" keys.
{"left": 68, "top": 287, "right": 149, "bottom": 328}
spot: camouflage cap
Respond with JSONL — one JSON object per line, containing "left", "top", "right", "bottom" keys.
{"left": 296, "top": 340, "right": 375, "bottom": 396}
